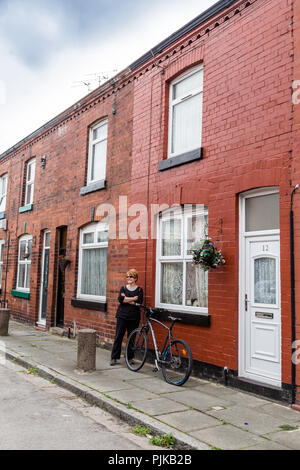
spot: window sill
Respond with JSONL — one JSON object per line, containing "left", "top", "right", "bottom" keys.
{"left": 71, "top": 297, "right": 107, "bottom": 312}
{"left": 19, "top": 203, "right": 33, "bottom": 214}
{"left": 156, "top": 308, "right": 210, "bottom": 326}
{"left": 158, "top": 148, "right": 203, "bottom": 171}
{"left": 80, "top": 179, "right": 106, "bottom": 196}
{"left": 11, "top": 290, "right": 30, "bottom": 299}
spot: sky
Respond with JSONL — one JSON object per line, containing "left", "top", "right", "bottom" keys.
{"left": 0, "top": 0, "right": 217, "bottom": 154}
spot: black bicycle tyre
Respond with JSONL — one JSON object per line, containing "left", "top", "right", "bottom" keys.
{"left": 162, "top": 339, "right": 193, "bottom": 386}
{"left": 125, "top": 328, "right": 148, "bottom": 372}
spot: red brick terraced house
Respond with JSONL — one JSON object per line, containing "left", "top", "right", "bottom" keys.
{"left": 1, "top": 0, "right": 300, "bottom": 406}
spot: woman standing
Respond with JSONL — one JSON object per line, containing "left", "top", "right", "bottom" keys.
{"left": 110, "top": 269, "right": 143, "bottom": 366}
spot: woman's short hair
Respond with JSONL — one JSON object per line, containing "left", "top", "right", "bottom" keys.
{"left": 127, "top": 269, "right": 138, "bottom": 280}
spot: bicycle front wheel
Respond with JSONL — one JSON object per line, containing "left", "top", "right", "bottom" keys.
{"left": 162, "top": 339, "right": 193, "bottom": 386}
{"left": 125, "top": 328, "right": 148, "bottom": 372}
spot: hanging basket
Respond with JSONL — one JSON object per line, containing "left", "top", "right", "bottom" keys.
{"left": 191, "top": 238, "right": 225, "bottom": 271}
{"left": 59, "top": 257, "right": 71, "bottom": 272}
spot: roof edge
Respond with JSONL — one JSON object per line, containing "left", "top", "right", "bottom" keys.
{"left": 128, "top": 0, "right": 237, "bottom": 70}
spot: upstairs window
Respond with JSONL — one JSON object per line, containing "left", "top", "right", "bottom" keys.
{"left": 77, "top": 222, "right": 108, "bottom": 302}
{"left": 0, "top": 174, "right": 7, "bottom": 213}
{"left": 87, "top": 119, "right": 108, "bottom": 185}
{"left": 17, "top": 235, "right": 32, "bottom": 292}
{"left": 25, "top": 159, "right": 36, "bottom": 205}
{"left": 168, "top": 65, "right": 203, "bottom": 158}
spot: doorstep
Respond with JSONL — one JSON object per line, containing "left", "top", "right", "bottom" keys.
{"left": 49, "top": 327, "right": 65, "bottom": 337}
{"left": 229, "top": 376, "right": 292, "bottom": 404}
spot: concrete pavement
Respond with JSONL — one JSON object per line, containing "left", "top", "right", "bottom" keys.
{"left": 2, "top": 320, "right": 300, "bottom": 450}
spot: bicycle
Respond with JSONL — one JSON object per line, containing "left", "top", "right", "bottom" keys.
{"left": 125, "top": 305, "right": 193, "bottom": 386}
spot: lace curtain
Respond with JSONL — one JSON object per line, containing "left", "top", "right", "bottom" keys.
{"left": 161, "top": 263, "right": 208, "bottom": 308}
{"left": 254, "top": 257, "right": 276, "bottom": 304}
{"left": 81, "top": 247, "right": 107, "bottom": 297}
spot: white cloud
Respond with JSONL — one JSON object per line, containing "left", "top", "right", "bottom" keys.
{"left": 0, "top": 0, "right": 217, "bottom": 154}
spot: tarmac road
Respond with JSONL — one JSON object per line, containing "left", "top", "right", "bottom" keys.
{"left": 0, "top": 360, "right": 158, "bottom": 451}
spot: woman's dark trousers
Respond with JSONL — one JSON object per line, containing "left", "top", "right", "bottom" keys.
{"left": 111, "top": 318, "right": 140, "bottom": 360}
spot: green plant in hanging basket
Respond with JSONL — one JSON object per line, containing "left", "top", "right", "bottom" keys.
{"left": 191, "top": 238, "right": 225, "bottom": 271}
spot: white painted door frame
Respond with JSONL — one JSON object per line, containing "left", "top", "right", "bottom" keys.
{"left": 38, "top": 230, "right": 50, "bottom": 326}
{"left": 239, "top": 188, "right": 281, "bottom": 387}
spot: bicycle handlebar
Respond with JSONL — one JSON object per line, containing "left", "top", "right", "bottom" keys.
{"left": 136, "top": 304, "right": 165, "bottom": 316}
{"left": 136, "top": 304, "right": 180, "bottom": 322}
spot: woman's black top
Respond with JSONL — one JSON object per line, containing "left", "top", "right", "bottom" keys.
{"left": 116, "top": 285, "right": 143, "bottom": 321}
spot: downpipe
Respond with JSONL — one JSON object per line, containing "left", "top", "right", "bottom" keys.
{"left": 290, "top": 184, "right": 298, "bottom": 405}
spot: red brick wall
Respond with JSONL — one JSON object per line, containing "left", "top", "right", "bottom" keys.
{"left": 130, "top": 0, "right": 293, "bottom": 380}
{"left": 0, "top": 82, "right": 134, "bottom": 343}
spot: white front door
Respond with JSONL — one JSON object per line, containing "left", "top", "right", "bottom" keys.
{"left": 241, "top": 235, "right": 281, "bottom": 387}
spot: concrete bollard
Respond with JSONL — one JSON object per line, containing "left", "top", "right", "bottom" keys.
{"left": 0, "top": 308, "right": 10, "bottom": 336}
{"left": 77, "top": 329, "right": 96, "bottom": 372}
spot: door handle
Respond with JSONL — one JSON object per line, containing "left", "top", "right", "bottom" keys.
{"left": 245, "top": 294, "right": 250, "bottom": 311}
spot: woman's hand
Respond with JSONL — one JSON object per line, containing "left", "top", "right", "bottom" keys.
{"left": 123, "top": 295, "right": 138, "bottom": 304}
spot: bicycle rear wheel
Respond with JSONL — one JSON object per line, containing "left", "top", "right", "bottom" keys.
{"left": 125, "top": 328, "right": 148, "bottom": 372}
{"left": 162, "top": 339, "right": 193, "bottom": 386}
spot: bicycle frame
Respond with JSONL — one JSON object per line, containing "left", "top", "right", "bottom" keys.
{"left": 143, "top": 316, "right": 176, "bottom": 369}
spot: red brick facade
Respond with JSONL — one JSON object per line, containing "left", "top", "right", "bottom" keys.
{"left": 1, "top": 0, "right": 300, "bottom": 403}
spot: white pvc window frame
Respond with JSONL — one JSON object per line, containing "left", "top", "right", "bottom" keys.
{"left": 155, "top": 205, "right": 208, "bottom": 314}
{"left": 0, "top": 174, "right": 7, "bottom": 213}
{"left": 25, "top": 159, "right": 36, "bottom": 205}
{"left": 87, "top": 119, "right": 108, "bottom": 185}
{"left": 168, "top": 64, "right": 204, "bottom": 159}
{"left": 16, "top": 234, "right": 32, "bottom": 292}
{"left": 77, "top": 221, "right": 109, "bottom": 302}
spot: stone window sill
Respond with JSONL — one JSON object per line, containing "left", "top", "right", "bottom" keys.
{"left": 11, "top": 290, "right": 30, "bottom": 299}
{"left": 80, "top": 179, "right": 106, "bottom": 196}
{"left": 158, "top": 148, "right": 203, "bottom": 171}
{"left": 71, "top": 297, "right": 107, "bottom": 312}
{"left": 157, "top": 309, "right": 210, "bottom": 326}
{"left": 19, "top": 203, "right": 33, "bottom": 214}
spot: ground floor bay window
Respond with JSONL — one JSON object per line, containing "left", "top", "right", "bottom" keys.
{"left": 77, "top": 222, "right": 108, "bottom": 302}
{"left": 156, "top": 205, "right": 208, "bottom": 313}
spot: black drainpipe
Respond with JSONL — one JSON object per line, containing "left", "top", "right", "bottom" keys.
{"left": 290, "top": 185, "right": 298, "bottom": 404}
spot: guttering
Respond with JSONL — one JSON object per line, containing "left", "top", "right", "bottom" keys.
{"left": 129, "top": 0, "right": 237, "bottom": 70}
{"left": 290, "top": 184, "right": 298, "bottom": 404}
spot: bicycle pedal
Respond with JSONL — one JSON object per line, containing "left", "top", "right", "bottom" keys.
{"left": 152, "top": 367, "right": 159, "bottom": 372}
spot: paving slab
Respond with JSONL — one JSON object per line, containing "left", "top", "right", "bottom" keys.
{"left": 74, "top": 376, "right": 135, "bottom": 393}
{"left": 259, "top": 402, "right": 300, "bottom": 423}
{"left": 190, "top": 424, "right": 267, "bottom": 450}
{"left": 108, "top": 388, "right": 159, "bottom": 403}
{"left": 167, "top": 389, "right": 234, "bottom": 410}
{"left": 243, "top": 440, "right": 291, "bottom": 450}
{"left": 157, "top": 409, "right": 222, "bottom": 432}
{"left": 101, "top": 367, "right": 150, "bottom": 381}
{"left": 265, "top": 428, "right": 300, "bottom": 450}
{"left": 126, "top": 377, "right": 183, "bottom": 394}
{"left": 206, "top": 404, "right": 292, "bottom": 435}
{"left": 130, "top": 397, "right": 188, "bottom": 416}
